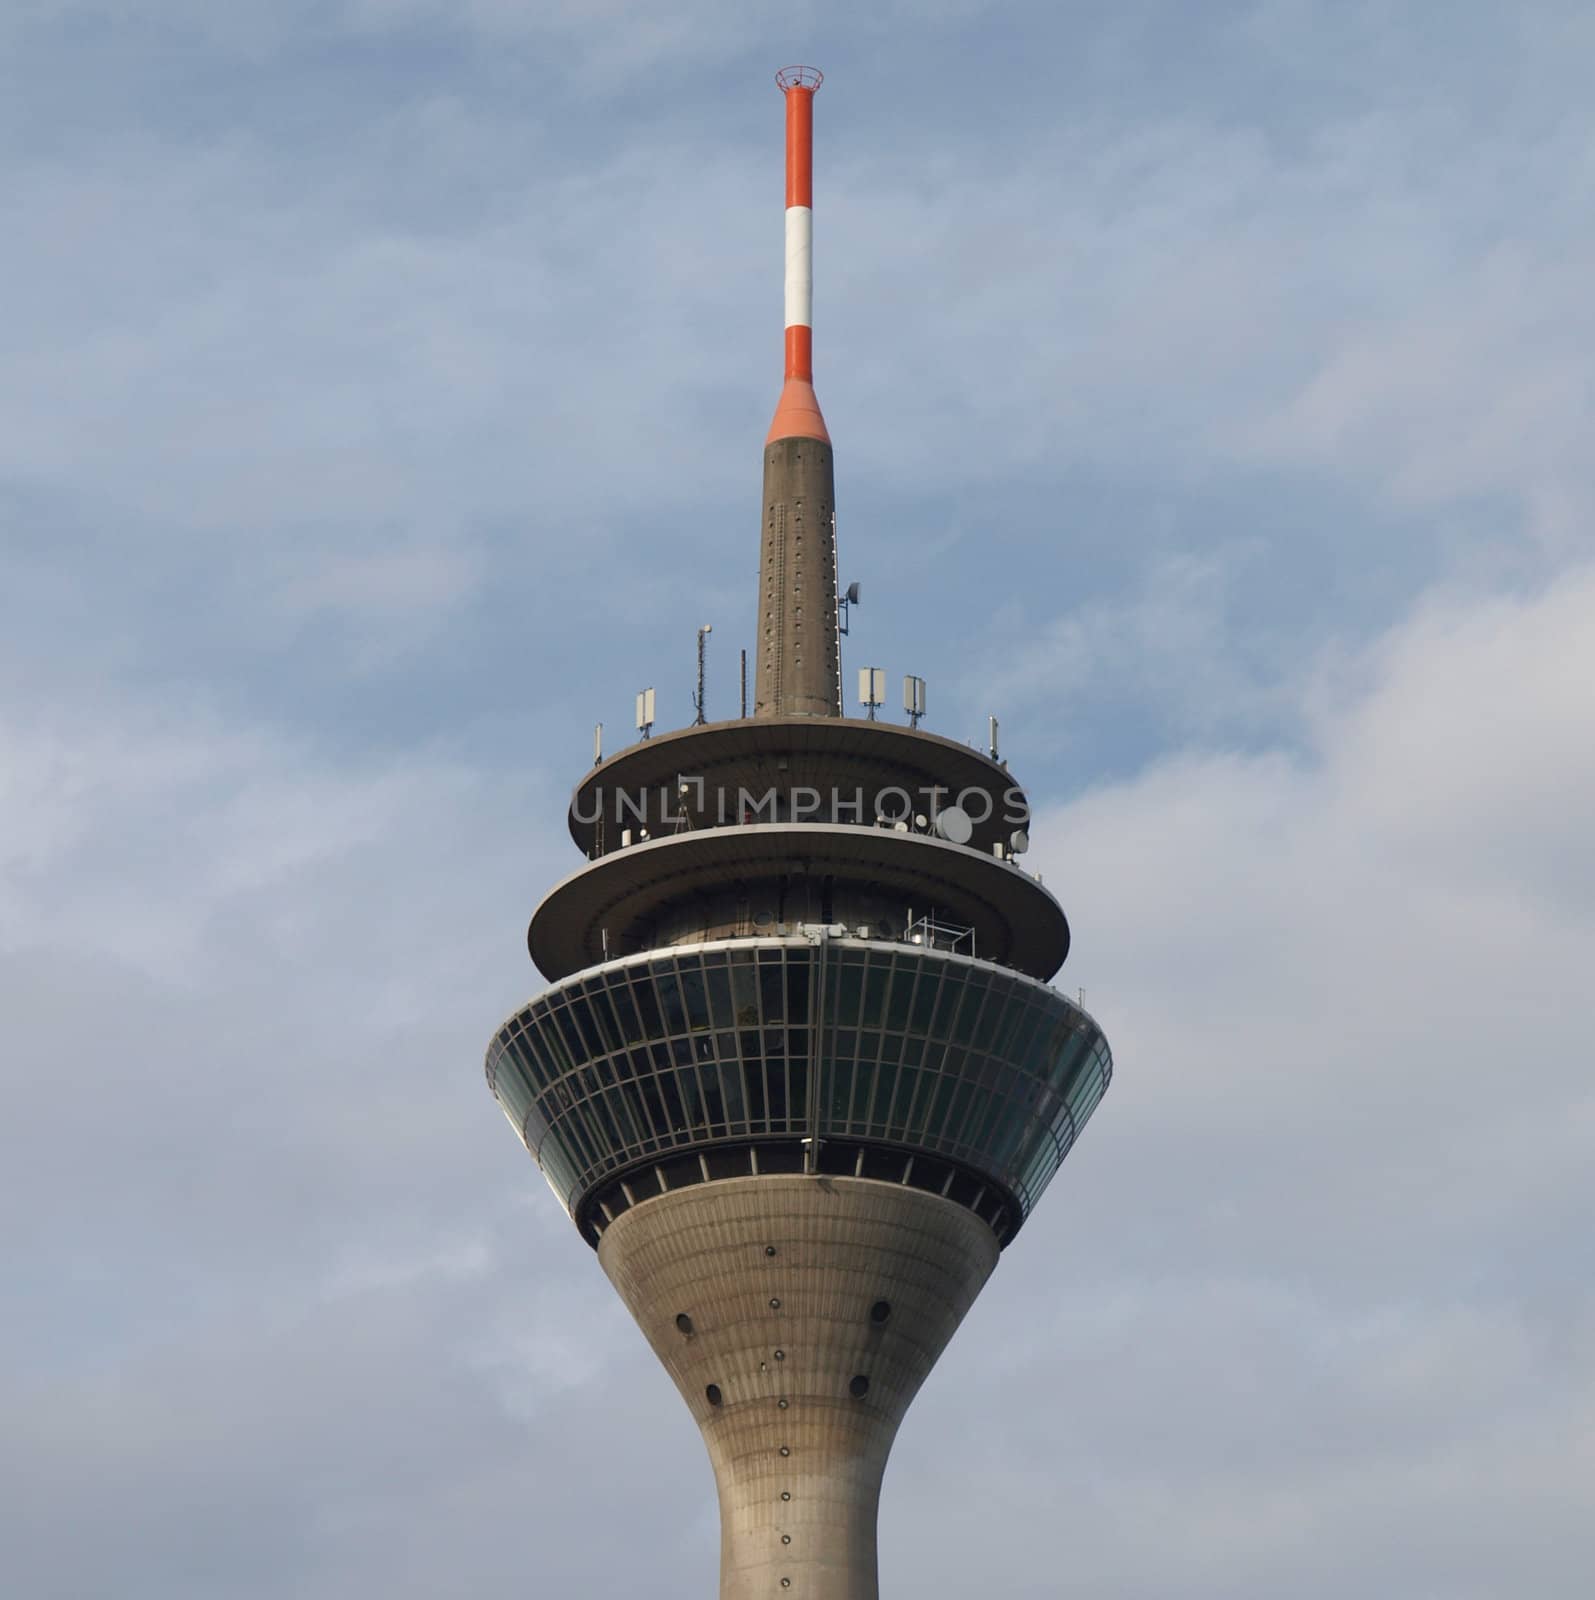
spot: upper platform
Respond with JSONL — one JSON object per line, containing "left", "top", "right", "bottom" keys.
{"left": 570, "top": 716, "right": 1031, "bottom": 858}
{"left": 531, "top": 820, "right": 1068, "bottom": 983}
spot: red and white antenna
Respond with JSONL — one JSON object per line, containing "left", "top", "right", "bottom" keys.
{"left": 767, "top": 66, "right": 829, "bottom": 444}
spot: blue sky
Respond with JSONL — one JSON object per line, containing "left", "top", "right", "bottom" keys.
{"left": 3, "top": 4, "right": 1593, "bottom": 1596}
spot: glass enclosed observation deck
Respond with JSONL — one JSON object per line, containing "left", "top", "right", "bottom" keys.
{"left": 487, "top": 935, "right": 1111, "bottom": 1247}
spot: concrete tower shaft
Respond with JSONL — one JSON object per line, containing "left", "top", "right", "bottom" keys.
{"left": 756, "top": 67, "right": 839, "bottom": 719}
{"left": 599, "top": 1177, "right": 997, "bottom": 1599}
{"left": 755, "top": 438, "right": 838, "bottom": 718}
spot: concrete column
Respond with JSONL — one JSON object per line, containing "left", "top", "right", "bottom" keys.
{"left": 754, "top": 439, "right": 839, "bottom": 719}
{"left": 598, "top": 1174, "right": 1000, "bottom": 1598}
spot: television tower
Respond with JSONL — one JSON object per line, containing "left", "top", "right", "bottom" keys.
{"left": 485, "top": 67, "right": 1112, "bottom": 1598}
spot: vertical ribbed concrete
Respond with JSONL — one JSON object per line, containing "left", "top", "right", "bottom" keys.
{"left": 598, "top": 1175, "right": 999, "bottom": 1598}
{"left": 754, "top": 438, "right": 840, "bottom": 718}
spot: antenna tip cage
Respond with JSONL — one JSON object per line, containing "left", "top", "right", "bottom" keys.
{"left": 775, "top": 65, "right": 823, "bottom": 92}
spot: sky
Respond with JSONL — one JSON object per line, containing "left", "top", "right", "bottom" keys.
{"left": 3, "top": 2, "right": 1592, "bottom": 1595}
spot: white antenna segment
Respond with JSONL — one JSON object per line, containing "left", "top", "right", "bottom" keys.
{"left": 636, "top": 687, "right": 656, "bottom": 739}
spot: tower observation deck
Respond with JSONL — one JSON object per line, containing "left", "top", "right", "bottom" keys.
{"left": 484, "top": 67, "right": 1113, "bottom": 1599}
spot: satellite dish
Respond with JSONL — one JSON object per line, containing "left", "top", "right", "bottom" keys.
{"left": 934, "top": 805, "right": 973, "bottom": 845}
{"left": 844, "top": 581, "right": 861, "bottom": 605}
{"left": 1008, "top": 828, "right": 1030, "bottom": 856}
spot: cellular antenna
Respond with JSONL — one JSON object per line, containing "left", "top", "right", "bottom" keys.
{"left": 859, "top": 666, "right": 885, "bottom": 721}
{"left": 693, "top": 624, "right": 712, "bottom": 726}
{"left": 838, "top": 579, "right": 860, "bottom": 636}
{"left": 755, "top": 67, "right": 839, "bottom": 719}
{"left": 904, "top": 674, "right": 926, "bottom": 729}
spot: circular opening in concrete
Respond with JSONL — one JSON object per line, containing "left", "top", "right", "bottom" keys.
{"left": 774, "top": 1349, "right": 786, "bottom": 1361}
{"left": 765, "top": 1245, "right": 778, "bottom": 1257}
{"left": 782, "top": 1535, "right": 792, "bottom": 1545}
{"left": 870, "top": 1300, "right": 892, "bottom": 1325}
{"left": 705, "top": 1384, "right": 723, "bottom": 1407}
{"left": 781, "top": 1491, "right": 791, "bottom": 1502}
{"left": 777, "top": 1397, "right": 789, "bottom": 1409}
{"left": 675, "top": 1313, "right": 694, "bottom": 1335}
{"left": 779, "top": 1445, "right": 790, "bottom": 1457}
{"left": 769, "top": 1297, "right": 782, "bottom": 1310}
{"left": 849, "top": 1374, "right": 870, "bottom": 1399}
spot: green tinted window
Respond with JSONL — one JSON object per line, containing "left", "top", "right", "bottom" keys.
{"left": 860, "top": 1059, "right": 897, "bottom": 1132}
{"left": 704, "top": 965, "right": 733, "bottom": 1030}
{"left": 759, "top": 958, "right": 785, "bottom": 1024}
{"left": 885, "top": 965, "right": 915, "bottom": 1030}
{"left": 609, "top": 979, "right": 644, "bottom": 1044}
{"left": 859, "top": 962, "right": 888, "bottom": 1027}
{"left": 951, "top": 982, "right": 987, "bottom": 1046}
{"left": 930, "top": 975, "right": 963, "bottom": 1035}
{"left": 835, "top": 963, "right": 863, "bottom": 1027}
{"left": 788, "top": 955, "right": 811, "bottom": 1021}
{"left": 631, "top": 975, "right": 663, "bottom": 1037}
{"left": 729, "top": 956, "right": 760, "bottom": 1026}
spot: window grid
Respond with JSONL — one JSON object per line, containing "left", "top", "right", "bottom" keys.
{"left": 486, "top": 941, "right": 1111, "bottom": 1222}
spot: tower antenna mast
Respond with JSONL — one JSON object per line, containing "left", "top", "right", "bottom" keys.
{"left": 693, "top": 624, "right": 712, "bottom": 726}
{"left": 754, "top": 65, "right": 839, "bottom": 719}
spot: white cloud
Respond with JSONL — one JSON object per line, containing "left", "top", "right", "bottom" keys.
{"left": 914, "top": 564, "right": 1595, "bottom": 1592}
{"left": 0, "top": 701, "right": 505, "bottom": 980}
{"left": 978, "top": 544, "right": 1294, "bottom": 745}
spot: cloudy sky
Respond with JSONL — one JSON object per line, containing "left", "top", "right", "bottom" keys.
{"left": 4, "top": 2, "right": 1592, "bottom": 1595}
